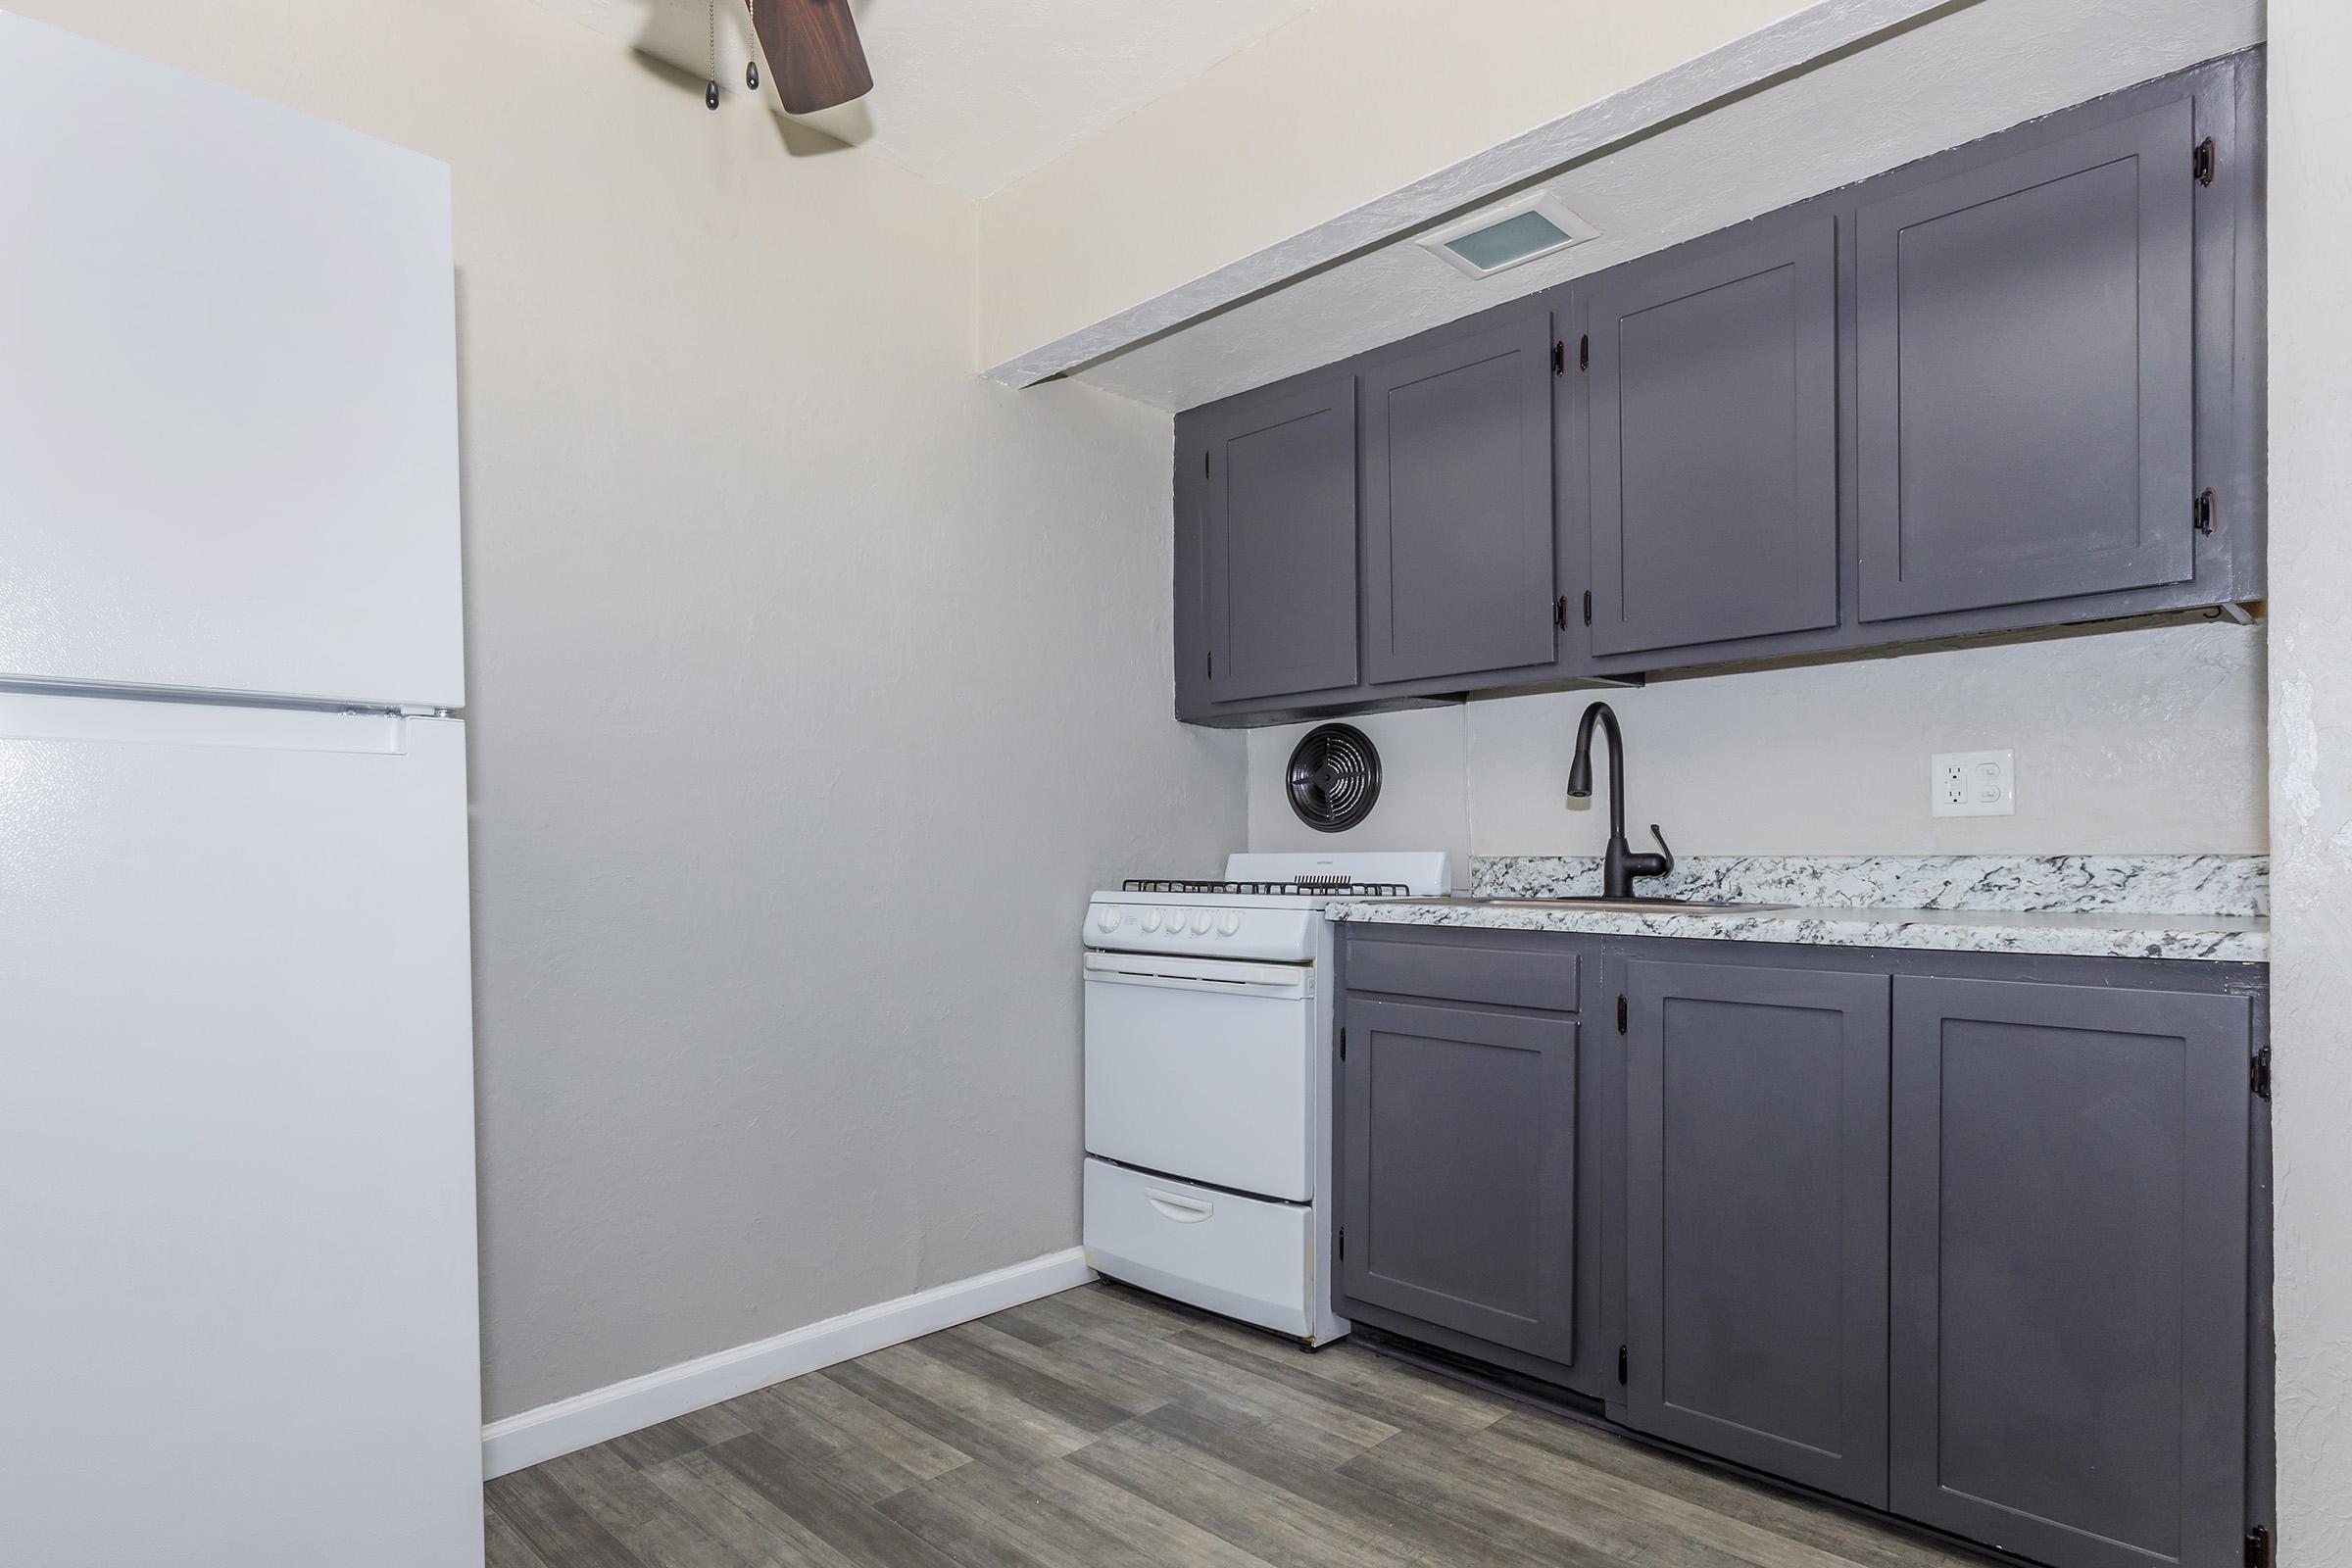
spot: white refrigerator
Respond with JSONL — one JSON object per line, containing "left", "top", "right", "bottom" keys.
{"left": 0, "top": 12, "right": 484, "bottom": 1565}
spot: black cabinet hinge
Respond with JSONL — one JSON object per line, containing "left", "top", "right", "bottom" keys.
{"left": 1579, "top": 334, "right": 1590, "bottom": 371}
{"left": 2247, "top": 1524, "right": 2273, "bottom": 1568}
{"left": 1337, "top": 1226, "right": 1346, "bottom": 1261}
{"left": 1339, "top": 1027, "right": 1348, "bottom": 1062}
{"left": 1582, "top": 590, "right": 1593, "bottom": 627}
{"left": 1206, "top": 651, "right": 1212, "bottom": 678}
{"left": 1553, "top": 340, "right": 1566, "bottom": 376}
{"left": 1616, "top": 995, "right": 1628, "bottom": 1034}
{"left": 1203, "top": 450, "right": 1210, "bottom": 476}
{"left": 1617, "top": 1344, "right": 1628, "bottom": 1385}
{"left": 1555, "top": 595, "right": 1569, "bottom": 630}
{"left": 2195, "top": 488, "right": 2220, "bottom": 536}
{"left": 2252, "top": 1045, "right": 2272, "bottom": 1100}
{"left": 2195, "top": 136, "right": 2218, "bottom": 186}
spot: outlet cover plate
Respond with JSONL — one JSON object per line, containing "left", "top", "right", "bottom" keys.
{"left": 1933, "top": 750, "right": 2015, "bottom": 817}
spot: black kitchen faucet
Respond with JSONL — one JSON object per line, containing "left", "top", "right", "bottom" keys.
{"left": 1566, "top": 701, "right": 1677, "bottom": 900}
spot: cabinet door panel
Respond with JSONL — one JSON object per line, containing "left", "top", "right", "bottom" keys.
{"left": 1624, "top": 959, "right": 1888, "bottom": 1505}
{"left": 1202, "top": 376, "right": 1359, "bottom": 702}
{"left": 1588, "top": 219, "right": 1838, "bottom": 657}
{"left": 1858, "top": 100, "right": 2196, "bottom": 620}
{"left": 1341, "top": 1000, "right": 1577, "bottom": 1364}
{"left": 1362, "top": 316, "right": 1556, "bottom": 683}
{"left": 1889, "top": 977, "right": 2249, "bottom": 1568}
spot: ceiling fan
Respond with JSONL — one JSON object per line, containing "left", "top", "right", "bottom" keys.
{"left": 740, "top": 0, "right": 871, "bottom": 114}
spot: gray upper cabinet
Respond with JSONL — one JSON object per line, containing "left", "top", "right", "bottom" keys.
{"left": 1199, "top": 374, "right": 1359, "bottom": 703}
{"left": 1339, "top": 997, "right": 1579, "bottom": 1366}
{"left": 1173, "top": 51, "right": 2256, "bottom": 725}
{"left": 1588, "top": 217, "right": 1838, "bottom": 657}
{"left": 1622, "top": 957, "right": 1890, "bottom": 1507}
{"left": 1857, "top": 100, "right": 2197, "bottom": 621}
{"left": 1888, "top": 975, "right": 2251, "bottom": 1568}
{"left": 1361, "top": 312, "right": 1558, "bottom": 683}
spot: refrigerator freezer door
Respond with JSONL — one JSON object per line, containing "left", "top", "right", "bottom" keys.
{"left": 0, "top": 13, "right": 463, "bottom": 709}
{"left": 0, "top": 695, "right": 481, "bottom": 1567}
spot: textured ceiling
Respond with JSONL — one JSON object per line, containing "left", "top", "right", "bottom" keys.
{"left": 526, "top": 0, "right": 1319, "bottom": 197}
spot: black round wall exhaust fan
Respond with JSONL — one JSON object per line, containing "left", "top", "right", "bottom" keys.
{"left": 1287, "top": 723, "right": 1382, "bottom": 833}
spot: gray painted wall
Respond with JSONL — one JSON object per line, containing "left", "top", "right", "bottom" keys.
{"left": 2266, "top": 2, "right": 2352, "bottom": 1555}
{"left": 14, "top": 0, "right": 1248, "bottom": 1422}
{"left": 1250, "top": 620, "right": 2265, "bottom": 866}
{"left": 442, "top": 18, "right": 1248, "bottom": 1420}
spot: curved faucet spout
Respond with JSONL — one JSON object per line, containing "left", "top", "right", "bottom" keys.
{"left": 1567, "top": 701, "right": 1623, "bottom": 808}
{"left": 1561, "top": 705, "right": 1618, "bottom": 804}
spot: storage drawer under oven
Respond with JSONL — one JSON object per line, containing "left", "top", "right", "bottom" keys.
{"left": 1083, "top": 951, "right": 1315, "bottom": 1201}
{"left": 1082, "top": 1157, "right": 1312, "bottom": 1339}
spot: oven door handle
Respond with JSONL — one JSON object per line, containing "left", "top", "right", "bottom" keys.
{"left": 1082, "top": 952, "right": 1310, "bottom": 999}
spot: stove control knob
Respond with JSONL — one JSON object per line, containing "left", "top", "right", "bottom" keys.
{"left": 1141, "top": 909, "right": 1162, "bottom": 932}
{"left": 1216, "top": 912, "right": 1242, "bottom": 937}
{"left": 1095, "top": 906, "right": 1120, "bottom": 933}
{"left": 1189, "top": 911, "right": 1213, "bottom": 935}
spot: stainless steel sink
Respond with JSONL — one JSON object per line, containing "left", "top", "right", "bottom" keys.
{"left": 1375, "top": 895, "right": 1794, "bottom": 915}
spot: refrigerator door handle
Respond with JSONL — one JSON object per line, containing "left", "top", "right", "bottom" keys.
{"left": 0, "top": 690, "right": 409, "bottom": 755}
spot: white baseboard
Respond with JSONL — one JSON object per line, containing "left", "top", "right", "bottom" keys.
{"left": 480, "top": 1247, "right": 1096, "bottom": 1480}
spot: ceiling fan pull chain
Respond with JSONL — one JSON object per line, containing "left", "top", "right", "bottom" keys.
{"left": 744, "top": 0, "right": 760, "bottom": 90}
{"left": 705, "top": 0, "right": 720, "bottom": 109}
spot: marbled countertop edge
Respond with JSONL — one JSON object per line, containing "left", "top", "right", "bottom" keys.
{"left": 1332, "top": 854, "right": 2271, "bottom": 963}
{"left": 1326, "top": 900, "right": 2269, "bottom": 963}
{"left": 1470, "top": 854, "right": 2267, "bottom": 917}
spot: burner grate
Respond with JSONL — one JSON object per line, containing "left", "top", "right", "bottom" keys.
{"left": 1121, "top": 878, "right": 1413, "bottom": 898}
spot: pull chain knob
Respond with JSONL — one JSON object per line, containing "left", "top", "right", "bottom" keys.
{"left": 704, "top": 0, "right": 720, "bottom": 108}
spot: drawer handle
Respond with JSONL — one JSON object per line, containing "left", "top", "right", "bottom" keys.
{"left": 1146, "top": 1190, "right": 1213, "bottom": 1223}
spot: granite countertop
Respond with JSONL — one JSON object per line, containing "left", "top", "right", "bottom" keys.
{"left": 1326, "top": 855, "right": 2269, "bottom": 963}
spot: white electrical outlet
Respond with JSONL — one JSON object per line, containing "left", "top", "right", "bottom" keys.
{"left": 1932, "top": 750, "right": 2015, "bottom": 817}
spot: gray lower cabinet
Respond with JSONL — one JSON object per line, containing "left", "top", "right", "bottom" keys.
{"left": 1620, "top": 958, "right": 1891, "bottom": 1506}
{"left": 1198, "top": 373, "right": 1358, "bottom": 703}
{"left": 1361, "top": 311, "right": 1558, "bottom": 685}
{"left": 1339, "top": 997, "right": 1579, "bottom": 1365}
{"left": 1586, "top": 216, "right": 1838, "bottom": 658}
{"left": 1887, "top": 975, "right": 2252, "bottom": 1568}
{"left": 1337, "top": 926, "right": 2267, "bottom": 1568}
{"left": 1856, "top": 98, "right": 2198, "bottom": 622}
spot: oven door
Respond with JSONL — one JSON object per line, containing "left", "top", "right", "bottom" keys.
{"left": 1083, "top": 951, "right": 1315, "bottom": 1201}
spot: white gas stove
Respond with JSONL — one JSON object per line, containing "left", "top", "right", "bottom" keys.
{"left": 1079, "top": 852, "right": 1450, "bottom": 1344}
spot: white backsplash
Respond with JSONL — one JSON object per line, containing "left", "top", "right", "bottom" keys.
{"left": 1247, "top": 622, "right": 2268, "bottom": 864}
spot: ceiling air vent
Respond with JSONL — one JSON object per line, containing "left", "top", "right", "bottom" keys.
{"left": 1419, "top": 191, "right": 1599, "bottom": 279}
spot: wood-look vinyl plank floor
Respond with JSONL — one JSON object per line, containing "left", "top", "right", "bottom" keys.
{"left": 489, "top": 1281, "right": 2001, "bottom": 1568}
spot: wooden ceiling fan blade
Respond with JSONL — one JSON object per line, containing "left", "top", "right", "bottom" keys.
{"left": 751, "top": 0, "right": 873, "bottom": 115}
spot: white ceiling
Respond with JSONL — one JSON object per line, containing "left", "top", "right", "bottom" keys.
{"left": 1061, "top": 0, "right": 2264, "bottom": 409}
{"left": 527, "top": 0, "right": 1320, "bottom": 197}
